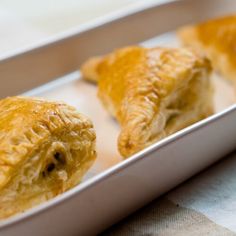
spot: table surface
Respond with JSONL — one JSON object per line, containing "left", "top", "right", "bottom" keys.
{"left": 0, "top": 0, "right": 156, "bottom": 56}
{"left": 1, "top": 0, "right": 236, "bottom": 235}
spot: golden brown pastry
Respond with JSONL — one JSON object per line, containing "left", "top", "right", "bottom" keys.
{"left": 178, "top": 15, "right": 236, "bottom": 86}
{"left": 81, "top": 46, "right": 213, "bottom": 157}
{"left": 0, "top": 96, "right": 96, "bottom": 219}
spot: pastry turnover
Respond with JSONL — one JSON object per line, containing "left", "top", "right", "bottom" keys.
{"left": 81, "top": 46, "right": 213, "bottom": 157}
{"left": 178, "top": 15, "right": 236, "bottom": 86}
{"left": 0, "top": 96, "right": 96, "bottom": 219}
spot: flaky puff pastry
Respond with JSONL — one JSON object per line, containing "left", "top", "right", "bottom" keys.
{"left": 81, "top": 46, "right": 213, "bottom": 157}
{"left": 0, "top": 97, "right": 96, "bottom": 219}
{"left": 178, "top": 15, "right": 236, "bottom": 87}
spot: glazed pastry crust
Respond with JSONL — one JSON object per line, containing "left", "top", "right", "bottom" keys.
{"left": 178, "top": 15, "right": 236, "bottom": 86}
{"left": 82, "top": 46, "right": 213, "bottom": 157}
{"left": 0, "top": 97, "right": 96, "bottom": 219}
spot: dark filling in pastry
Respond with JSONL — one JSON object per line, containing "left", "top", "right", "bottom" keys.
{"left": 42, "top": 152, "right": 66, "bottom": 177}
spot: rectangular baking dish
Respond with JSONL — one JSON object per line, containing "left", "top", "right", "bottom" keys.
{"left": 0, "top": 0, "right": 236, "bottom": 235}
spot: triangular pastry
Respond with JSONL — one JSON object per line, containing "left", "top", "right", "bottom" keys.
{"left": 178, "top": 15, "right": 236, "bottom": 87}
{"left": 81, "top": 46, "right": 213, "bottom": 157}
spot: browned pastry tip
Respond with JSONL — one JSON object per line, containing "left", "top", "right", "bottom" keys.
{"left": 81, "top": 56, "right": 103, "bottom": 83}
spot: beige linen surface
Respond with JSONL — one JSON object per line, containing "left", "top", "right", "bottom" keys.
{"left": 102, "top": 197, "right": 235, "bottom": 236}
{"left": 102, "top": 151, "right": 236, "bottom": 235}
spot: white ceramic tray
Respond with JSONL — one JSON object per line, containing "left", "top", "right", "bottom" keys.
{"left": 0, "top": 0, "right": 236, "bottom": 235}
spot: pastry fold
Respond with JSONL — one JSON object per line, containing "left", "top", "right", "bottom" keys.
{"left": 81, "top": 46, "right": 213, "bottom": 157}
{"left": 0, "top": 97, "right": 96, "bottom": 219}
{"left": 178, "top": 15, "right": 236, "bottom": 86}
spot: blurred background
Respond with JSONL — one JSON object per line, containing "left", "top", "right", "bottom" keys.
{"left": 0, "top": 0, "right": 160, "bottom": 56}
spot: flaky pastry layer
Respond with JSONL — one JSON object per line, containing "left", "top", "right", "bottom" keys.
{"left": 0, "top": 97, "right": 96, "bottom": 219}
{"left": 81, "top": 46, "right": 213, "bottom": 157}
{"left": 178, "top": 15, "right": 236, "bottom": 87}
